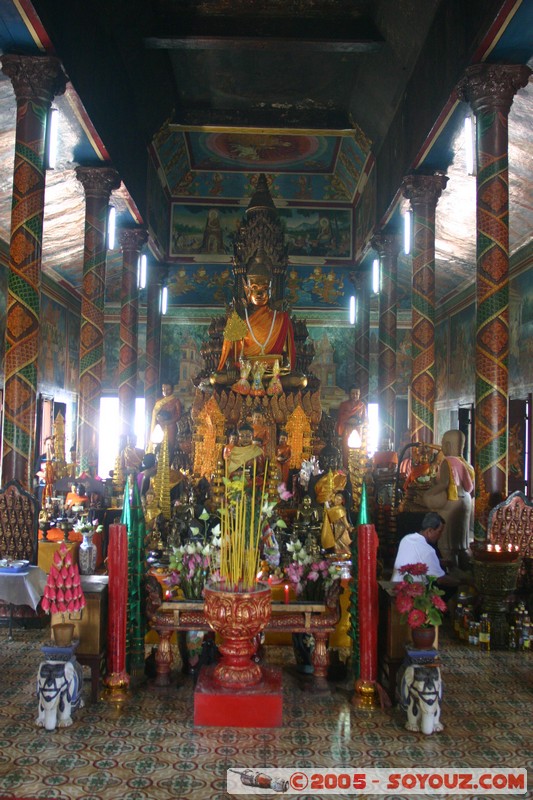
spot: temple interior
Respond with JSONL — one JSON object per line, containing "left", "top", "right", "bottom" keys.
{"left": 0, "top": 1, "right": 532, "bottom": 799}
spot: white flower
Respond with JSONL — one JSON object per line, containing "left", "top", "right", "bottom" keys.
{"left": 186, "top": 543, "right": 196, "bottom": 555}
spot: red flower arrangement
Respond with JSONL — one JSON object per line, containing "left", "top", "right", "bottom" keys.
{"left": 394, "top": 562, "right": 447, "bottom": 629}
{"left": 41, "top": 542, "right": 86, "bottom": 619}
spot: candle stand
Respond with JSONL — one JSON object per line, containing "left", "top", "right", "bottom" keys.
{"left": 473, "top": 554, "right": 522, "bottom": 649}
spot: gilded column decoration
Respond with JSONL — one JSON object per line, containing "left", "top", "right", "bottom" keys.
{"left": 118, "top": 227, "right": 147, "bottom": 443}
{"left": 372, "top": 233, "right": 401, "bottom": 448}
{"left": 349, "top": 270, "right": 370, "bottom": 403}
{"left": 402, "top": 172, "right": 448, "bottom": 444}
{"left": 457, "top": 63, "right": 531, "bottom": 539}
{"left": 76, "top": 166, "right": 121, "bottom": 475}
{"left": 144, "top": 268, "right": 164, "bottom": 446}
{"left": 1, "top": 55, "right": 66, "bottom": 488}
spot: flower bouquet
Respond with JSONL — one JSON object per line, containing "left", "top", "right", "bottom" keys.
{"left": 167, "top": 534, "right": 220, "bottom": 600}
{"left": 394, "top": 562, "right": 447, "bottom": 629}
{"left": 285, "top": 540, "right": 340, "bottom": 602}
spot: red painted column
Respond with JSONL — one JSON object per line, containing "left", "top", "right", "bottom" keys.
{"left": 118, "top": 227, "right": 147, "bottom": 443}
{"left": 0, "top": 55, "right": 66, "bottom": 488}
{"left": 402, "top": 173, "right": 448, "bottom": 444}
{"left": 457, "top": 63, "right": 531, "bottom": 539}
{"left": 349, "top": 269, "right": 370, "bottom": 404}
{"left": 372, "top": 232, "right": 401, "bottom": 448}
{"left": 75, "top": 166, "right": 120, "bottom": 475}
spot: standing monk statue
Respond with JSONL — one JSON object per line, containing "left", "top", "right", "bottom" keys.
{"left": 147, "top": 381, "right": 183, "bottom": 457}
{"left": 336, "top": 385, "right": 367, "bottom": 468}
{"left": 216, "top": 248, "right": 296, "bottom": 375}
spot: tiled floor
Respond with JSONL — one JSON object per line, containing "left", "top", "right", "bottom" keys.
{"left": 0, "top": 624, "right": 531, "bottom": 800}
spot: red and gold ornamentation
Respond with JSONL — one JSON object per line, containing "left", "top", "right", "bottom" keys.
{"left": 204, "top": 583, "right": 271, "bottom": 687}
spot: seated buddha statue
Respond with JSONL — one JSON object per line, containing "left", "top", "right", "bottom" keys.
{"left": 216, "top": 248, "right": 296, "bottom": 378}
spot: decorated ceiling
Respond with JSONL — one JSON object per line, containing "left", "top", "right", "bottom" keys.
{"left": 0, "top": 0, "right": 531, "bottom": 313}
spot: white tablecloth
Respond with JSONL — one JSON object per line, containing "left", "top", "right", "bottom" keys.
{"left": 0, "top": 566, "right": 47, "bottom": 610}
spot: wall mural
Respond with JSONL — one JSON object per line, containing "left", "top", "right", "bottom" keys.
{"left": 170, "top": 203, "right": 352, "bottom": 261}
{"left": 448, "top": 305, "right": 475, "bottom": 398}
{"left": 509, "top": 268, "right": 533, "bottom": 390}
{"left": 38, "top": 294, "right": 67, "bottom": 388}
{"left": 164, "top": 263, "right": 352, "bottom": 309}
{"left": 65, "top": 307, "right": 80, "bottom": 393}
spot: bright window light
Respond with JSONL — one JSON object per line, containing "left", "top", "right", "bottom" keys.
{"left": 98, "top": 396, "right": 145, "bottom": 479}
{"left": 46, "top": 107, "right": 59, "bottom": 169}
{"left": 349, "top": 295, "right": 356, "bottom": 325}
{"left": 367, "top": 402, "right": 379, "bottom": 457}
{"left": 464, "top": 115, "right": 476, "bottom": 176}
{"left": 161, "top": 285, "right": 168, "bottom": 315}
{"left": 107, "top": 206, "right": 116, "bottom": 250}
{"left": 403, "top": 209, "right": 412, "bottom": 255}
{"left": 372, "top": 258, "right": 380, "bottom": 294}
{"left": 138, "top": 254, "right": 147, "bottom": 289}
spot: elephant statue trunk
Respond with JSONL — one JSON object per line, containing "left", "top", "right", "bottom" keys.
{"left": 36, "top": 659, "right": 83, "bottom": 731}
{"left": 400, "top": 664, "right": 443, "bottom": 735}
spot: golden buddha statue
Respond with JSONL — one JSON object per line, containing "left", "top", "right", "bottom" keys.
{"left": 216, "top": 248, "right": 295, "bottom": 375}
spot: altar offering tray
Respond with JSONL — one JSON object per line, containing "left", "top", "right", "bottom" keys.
{"left": 0, "top": 559, "right": 30, "bottom": 574}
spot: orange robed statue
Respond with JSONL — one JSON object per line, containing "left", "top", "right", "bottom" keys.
{"left": 336, "top": 384, "right": 367, "bottom": 467}
{"left": 217, "top": 248, "right": 296, "bottom": 373}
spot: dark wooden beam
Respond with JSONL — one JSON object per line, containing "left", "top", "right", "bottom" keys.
{"left": 145, "top": 35, "right": 383, "bottom": 54}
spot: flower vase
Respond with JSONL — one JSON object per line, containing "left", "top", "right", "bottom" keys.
{"left": 203, "top": 582, "right": 271, "bottom": 687}
{"left": 411, "top": 625, "right": 436, "bottom": 650}
{"left": 78, "top": 530, "right": 97, "bottom": 575}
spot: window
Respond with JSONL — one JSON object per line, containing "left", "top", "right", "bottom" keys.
{"left": 98, "top": 397, "right": 145, "bottom": 478}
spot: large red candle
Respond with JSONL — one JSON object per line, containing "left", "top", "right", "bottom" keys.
{"left": 105, "top": 523, "right": 129, "bottom": 685}
{"left": 358, "top": 523, "right": 379, "bottom": 682}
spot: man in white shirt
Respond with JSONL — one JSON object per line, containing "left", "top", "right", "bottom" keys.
{"left": 392, "top": 512, "right": 456, "bottom": 586}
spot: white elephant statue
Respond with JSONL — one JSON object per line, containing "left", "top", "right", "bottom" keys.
{"left": 400, "top": 665, "right": 443, "bottom": 735}
{"left": 36, "top": 659, "right": 83, "bottom": 731}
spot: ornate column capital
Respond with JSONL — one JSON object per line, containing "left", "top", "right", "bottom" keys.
{"left": 401, "top": 172, "right": 448, "bottom": 211}
{"left": 457, "top": 63, "right": 531, "bottom": 116}
{"left": 119, "top": 227, "right": 148, "bottom": 254}
{"left": 1, "top": 54, "right": 66, "bottom": 105}
{"left": 75, "top": 166, "right": 121, "bottom": 200}
{"left": 371, "top": 232, "right": 401, "bottom": 259}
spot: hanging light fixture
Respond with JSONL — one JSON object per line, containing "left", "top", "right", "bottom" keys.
{"left": 45, "top": 107, "right": 59, "bottom": 169}
{"left": 160, "top": 284, "right": 168, "bottom": 315}
{"left": 464, "top": 114, "right": 476, "bottom": 176}
{"left": 372, "top": 258, "right": 380, "bottom": 294}
{"left": 107, "top": 206, "right": 116, "bottom": 250}
{"left": 403, "top": 209, "right": 412, "bottom": 255}
{"left": 349, "top": 294, "right": 356, "bottom": 325}
{"left": 138, "top": 254, "right": 147, "bottom": 289}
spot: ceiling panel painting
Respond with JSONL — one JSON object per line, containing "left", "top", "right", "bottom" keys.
{"left": 185, "top": 131, "right": 340, "bottom": 173}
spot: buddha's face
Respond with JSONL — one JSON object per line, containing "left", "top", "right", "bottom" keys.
{"left": 333, "top": 492, "right": 344, "bottom": 507}
{"left": 302, "top": 496, "right": 311, "bottom": 508}
{"left": 349, "top": 387, "right": 360, "bottom": 402}
{"left": 246, "top": 278, "right": 270, "bottom": 307}
{"left": 162, "top": 383, "right": 173, "bottom": 397}
{"left": 238, "top": 428, "right": 253, "bottom": 446}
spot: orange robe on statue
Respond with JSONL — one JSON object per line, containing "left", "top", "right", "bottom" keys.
{"left": 217, "top": 306, "right": 296, "bottom": 372}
